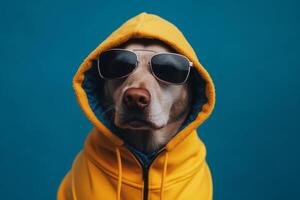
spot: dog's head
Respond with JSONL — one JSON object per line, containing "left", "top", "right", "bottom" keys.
{"left": 73, "top": 13, "right": 215, "bottom": 154}
{"left": 99, "top": 38, "right": 192, "bottom": 148}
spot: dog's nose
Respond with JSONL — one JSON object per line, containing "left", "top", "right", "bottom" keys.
{"left": 123, "top": 88, "right": 151, "bottom": 110}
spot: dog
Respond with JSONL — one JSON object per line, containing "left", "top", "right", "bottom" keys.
{"left": 99, "top": 38, "right": 192, "bottom": 154}
{"left": 57, "top": 12, "right": 215, "bottom": 200}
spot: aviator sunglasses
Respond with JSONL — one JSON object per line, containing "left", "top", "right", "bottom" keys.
{"left": 97, "top": 48, "right": 193, "bottom": 84}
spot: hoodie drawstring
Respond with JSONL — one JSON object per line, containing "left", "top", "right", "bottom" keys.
{"left": 160, "top": 151, "right": 168, "bottom": 200}
{"left": 115, "top": 147, "right": 123, "bottom": 200}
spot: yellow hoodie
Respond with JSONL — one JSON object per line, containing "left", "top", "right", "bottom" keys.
{"left": 57, "top": 12, "right": 216, "bottom": 200}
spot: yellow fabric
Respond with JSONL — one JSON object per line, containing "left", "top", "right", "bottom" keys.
{"left": 116, "top": 147, "right": 122, "bottom": 200}
{"left": 57, "top": 12, "right": 216, "bottom": 200}
{"left": 160, "top": 151, "right": 168, "bottom": 200}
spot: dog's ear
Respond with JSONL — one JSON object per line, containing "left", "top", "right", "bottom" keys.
{"left": 89, "top": 59, "right": 109, "bottom": 106}
{"left": 187, "top": 68, "right": 208, "bottom": 115}
{"left": 187, "top": 70, "right": 195, "bottom": 106}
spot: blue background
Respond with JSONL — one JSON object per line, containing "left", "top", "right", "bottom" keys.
{"left": 0, "top": 0, "right": 299, "bottom": 199}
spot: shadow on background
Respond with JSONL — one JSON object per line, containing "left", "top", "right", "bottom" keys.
{"left": 0, "top": 0, "right": 299, "bottom": 199}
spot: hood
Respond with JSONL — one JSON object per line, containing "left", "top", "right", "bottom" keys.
{"left": 73, "top": 12, "right": 215, "bottom": 150}
{"left": 59, "top": 12, "right": 216, "bottom": 200}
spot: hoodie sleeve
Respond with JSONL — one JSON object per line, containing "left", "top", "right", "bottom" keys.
{"left": 57, "top": 171, "right": 73, "bottom": 200}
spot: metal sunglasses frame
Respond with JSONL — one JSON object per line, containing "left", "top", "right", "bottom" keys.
{"left": 97, "top": 48, "right": 194, "bottom": 85}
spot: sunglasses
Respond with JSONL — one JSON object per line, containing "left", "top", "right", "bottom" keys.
{"left": 97, "top": 48, "right": 193, "bottom": 84}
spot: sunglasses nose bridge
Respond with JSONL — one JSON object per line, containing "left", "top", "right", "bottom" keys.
{"left": 134, "top": 57, "right": 152, "bottom": 69}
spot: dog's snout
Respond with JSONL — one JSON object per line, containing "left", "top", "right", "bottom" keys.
{"left": 123, "top": 88, "right": 151, "bottom": 110}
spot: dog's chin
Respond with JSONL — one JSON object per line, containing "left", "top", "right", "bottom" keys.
{"left": 116, "top": 119, "right": 164, "bottom": 131}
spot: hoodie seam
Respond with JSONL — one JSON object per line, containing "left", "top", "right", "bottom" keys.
{"left": 134, "top": 12, "right": 145, "bottom": 33}
{"left": 149, "top": 162, "right": 204, "bottom": 191}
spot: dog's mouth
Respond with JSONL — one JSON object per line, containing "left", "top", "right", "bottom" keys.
{"left": 118, "top": 117, "right": 164, "bottom": 130}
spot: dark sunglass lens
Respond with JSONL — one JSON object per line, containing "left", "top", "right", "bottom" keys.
{"left": 98, "top": 50, "right": 137, "bottom": 79}
{"left": 151, "top": 54, "right": 190, "bottom": 84}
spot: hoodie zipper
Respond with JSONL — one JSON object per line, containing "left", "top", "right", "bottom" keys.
{"left": 142, "top": 163, "right": 150, "bottom": 200}
{"left": 128, "top": 147, "right": 166, "bottom": 200}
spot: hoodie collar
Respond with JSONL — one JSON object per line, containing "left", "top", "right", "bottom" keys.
{"left": 84, "top": 127, "right": 207, "bottom": 187}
